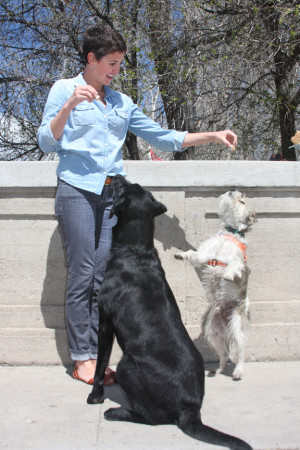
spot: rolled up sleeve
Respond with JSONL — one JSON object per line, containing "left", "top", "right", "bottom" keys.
{"left": 128, "top": 104, "right": 188, "bottom": 153}
{"left": 37, "top": 80, "right": 69, "bottom": 154}
{"left": 37, "top": 121, "right": 60, "bottom": 154}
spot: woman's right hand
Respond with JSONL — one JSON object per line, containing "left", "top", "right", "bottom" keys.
{"left": 50, "top": 85, "right": 99, "bottom": 140}
{"left": 67, "top": 85, "right": 99, "bottom": 109}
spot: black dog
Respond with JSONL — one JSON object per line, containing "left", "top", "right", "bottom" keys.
{"left": 87, "top": 175, "right": 252, "bottom": 450}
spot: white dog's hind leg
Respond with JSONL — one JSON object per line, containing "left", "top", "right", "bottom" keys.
{"left": 206, "top": 321, "right": 229, "bottom": 375}
{"left": 232, "top": 350, "right": 245, "bottom": 380}
{"left": 211, "top": 336, "right": 229, "bottom": 374}
{"left": 223, "top": 261, "right": 244, "bottom": 281}
{"left": 229, "top": 312, "right": 247, "bottom": 380}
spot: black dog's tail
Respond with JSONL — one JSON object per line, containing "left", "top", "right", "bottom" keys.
{"left": 177, "top": 412, "right": 252, "bottom": 450}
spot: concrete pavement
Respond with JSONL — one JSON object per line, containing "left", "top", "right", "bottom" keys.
{"left": 1, "top": 361, "right": 300, "bottom": 450}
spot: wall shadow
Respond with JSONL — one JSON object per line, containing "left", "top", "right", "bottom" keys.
{"left": 154, "top": 212, "right": 196, "bottom": 252}
{"left": 40, "top": 211, "right": 215, "bottom": 367}
{"left": 155, "top": 213, "right": 216, "bottom": 362}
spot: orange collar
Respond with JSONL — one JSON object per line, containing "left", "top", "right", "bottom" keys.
{"left": 207, "top": 259, "right": 227, "bottom": 267}
{"left": 207, "top": 234, "right": 247, "bottom": 267}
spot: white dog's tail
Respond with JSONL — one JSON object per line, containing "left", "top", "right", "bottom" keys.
{"left": 177, "top": 410, "right": 252, "bottom": 450}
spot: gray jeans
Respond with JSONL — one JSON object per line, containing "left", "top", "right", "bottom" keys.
{"left": 55, "top": 179, "right": 117, "bottom": 361}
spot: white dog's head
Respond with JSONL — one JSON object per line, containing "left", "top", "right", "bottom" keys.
{"left": 218, "top": 190, "right": 256, "bottom": 232}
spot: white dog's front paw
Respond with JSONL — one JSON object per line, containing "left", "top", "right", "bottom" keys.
{"left": 174, "top": 252, "right": 184, "bottom": 260}
{"left": 224, "top": 266, "right": 242, "bottom": 281}
{"left": 223, "top": 267, "right": 236, "bottom": 281}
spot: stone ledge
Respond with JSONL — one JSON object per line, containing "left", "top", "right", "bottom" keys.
{"left": 1, "top": 161, "right": 300, "bottom": 189}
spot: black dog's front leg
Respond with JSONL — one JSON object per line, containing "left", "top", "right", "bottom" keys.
{"left": 87, "top": 317, "right": 114, "bottom": 404}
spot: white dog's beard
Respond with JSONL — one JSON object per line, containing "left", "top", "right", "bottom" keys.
{"left": 218, "top": 190, "right": 253, "bottom": 232}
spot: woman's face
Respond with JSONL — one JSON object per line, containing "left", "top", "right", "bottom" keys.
{"left": 88, "top": 51, "right": 125, "bottom": 87}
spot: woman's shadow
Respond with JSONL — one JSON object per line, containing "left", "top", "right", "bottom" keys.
{"left": 40, "top": 225, "right": 72, "bottom": 369}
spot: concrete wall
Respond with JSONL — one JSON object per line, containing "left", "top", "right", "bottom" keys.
{"left": 1, "top": 161, "right": 300, "bottom": 366}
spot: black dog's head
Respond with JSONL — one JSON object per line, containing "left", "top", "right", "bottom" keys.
{"left": 110, "top": 175, "right": 167, "bottom": 219}
{"left": 110, "top": 175, "right": 167, "bottom": 248}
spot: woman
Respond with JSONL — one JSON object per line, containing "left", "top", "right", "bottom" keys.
{"left": 37, "top": 25, "right": 237, "bottom": 385}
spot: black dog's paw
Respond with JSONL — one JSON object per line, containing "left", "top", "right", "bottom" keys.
{"left": 87, "top": 393, "right": 104, "bottom": 404}
{"left": 104, "top": 408, "right": 116, "bottom": 420}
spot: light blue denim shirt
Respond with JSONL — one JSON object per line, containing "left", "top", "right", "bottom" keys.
{"left": 37, "top": 73, "right": 188, "bottom": 194}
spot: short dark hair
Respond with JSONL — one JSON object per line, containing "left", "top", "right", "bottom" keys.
{"left": 82, "top": 25, "right": 127, "bottom": 64}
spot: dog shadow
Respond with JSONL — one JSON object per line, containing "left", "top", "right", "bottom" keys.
{"left": 205, "top": 362, "right": 237, "bottom": 379}
{"left": 154, "top": 213, "right": 196, "bottom": 252}
{"left": 102, "top": 358, "right": 236, "bottom": 413}
{"left": 104, "top": 383, "right": 131, "bottom": 408}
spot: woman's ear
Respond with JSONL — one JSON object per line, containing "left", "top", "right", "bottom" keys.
{"left": 87, "top": 52, "right": 97, "bottom": 65}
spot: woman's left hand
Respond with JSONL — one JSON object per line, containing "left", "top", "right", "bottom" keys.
{"left": 212, "top": 130, "right": 237, "bottom": 149}
{"left": 182, "top": 130, "right": 238, "bottom": 149}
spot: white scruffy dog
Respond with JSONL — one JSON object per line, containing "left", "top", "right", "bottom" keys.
{"left": 175, "top": 190, "right": 256, "bottom": 380}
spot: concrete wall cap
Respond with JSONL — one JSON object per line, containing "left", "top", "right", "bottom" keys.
{"left": 0, "top": 161, "right": 299, "bottom": 189}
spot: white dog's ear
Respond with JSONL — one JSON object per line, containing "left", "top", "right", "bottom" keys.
{"left": 248, "top": 211, "right": 256, "bottom": 226}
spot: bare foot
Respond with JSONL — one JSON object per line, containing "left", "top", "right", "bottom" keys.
{"left": 74, "top": 360, "right": 95, "bottom": 383}
{"left": 90, "top": 361, "right": 117, "bottom": 386}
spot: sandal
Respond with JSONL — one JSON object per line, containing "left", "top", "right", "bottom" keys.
{"left": 72, "top": 365, "right": 116, "bottom": 386}
{"left": 105, "top": 367, "right": 117, "bottom": 386}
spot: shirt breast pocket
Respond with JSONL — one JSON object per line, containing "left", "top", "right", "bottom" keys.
{"left": 109, "top": 109, "right": 128, "bottom": 136}
{"left": 73, "top": 104, "right": 96, "bottom": 126}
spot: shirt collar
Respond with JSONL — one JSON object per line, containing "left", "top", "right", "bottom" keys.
{"left": 104, "top": 85, "right": 114, "bottom": 99}
{"left": 73, "top": 73, "right": 86, "bottom": 86}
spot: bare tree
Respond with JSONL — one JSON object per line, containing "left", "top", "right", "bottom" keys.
{"left": 0, "top": 0, "right": 87, "bottom": 159}
{"left": 0, "top": 0, "right": 299, "bottom": 160}
{"left": 195, "top": 0, "right": 300, "bottom": 160}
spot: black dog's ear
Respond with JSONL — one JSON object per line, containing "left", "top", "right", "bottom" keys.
{"left": 110, "top": 195, "right": 128, "bottom": 218}
{"left": 152, "top": 199, "right": 167, "bottom": 217}
{"left": 109, "top": 183, "right": 128, "bottom": 218}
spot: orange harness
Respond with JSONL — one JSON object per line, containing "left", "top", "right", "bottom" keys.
{"left": 207, "top": 234, "right": 247, "bottom": 267}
